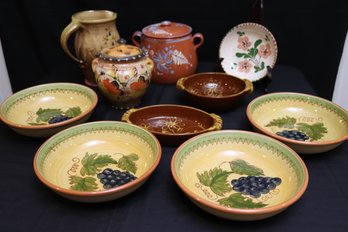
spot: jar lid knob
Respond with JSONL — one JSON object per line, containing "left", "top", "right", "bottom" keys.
{"left": 117, "top": 38, "right": 127, "bottom": 44}
{"left": 160, "top": 21, "right": 171, "bottom": 27}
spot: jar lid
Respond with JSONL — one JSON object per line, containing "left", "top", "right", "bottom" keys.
{"left": 142, "top": 21, "right": 192, "bottom": 38}
{"left": 98, "top": 39, "right": 147, "bottom": 62}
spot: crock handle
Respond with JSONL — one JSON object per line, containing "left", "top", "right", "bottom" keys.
{"left": 121, "top": 108, "right": 138, "bottom": 123}
{"left": 192, "top": 33, "right": 204, "bottom": 50}
{"left": 60, "top": 21, "right": 84, "bottom": 64}
{"left": 206, "top": 113, "right": 223, "bottom": 131}
{"left": 176, "top": 77, "right": 188, "bottom": 91}
{"left": 132, "top": 31, "right": 142, "bottom": 48}
{"left": 243, "top": 79, "right": 254, "bottom": 94}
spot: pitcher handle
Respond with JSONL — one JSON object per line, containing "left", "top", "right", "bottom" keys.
{"left": 60, "top": 21, "right": 84, "bottom": 64}
{"left": 192, "top": 33, "right": 204, "bottom": 50}
{"left": 132, "top": 31, "right": 142, "bottom": 47}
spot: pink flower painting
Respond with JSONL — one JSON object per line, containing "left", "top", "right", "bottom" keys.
{"left": 238, "top": 60, "right": 252, "bottom": 73}
{"left": 258, "top": 44, "right": 271, "bottom": 59}
{"left": 237, "top": 36, "right": 252, "bottom": 51}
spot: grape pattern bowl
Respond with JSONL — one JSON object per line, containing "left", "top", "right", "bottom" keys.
{"left": 0, "top": 82, "right": 98, "bottom": 137}
{"left": 33, "top": 121, "right": 162, "bottom": 203}
{"left": 171, "top": 130, "right": 308, "bottom": 221}
{"left": 246, "top": 92, "right": 348, "bottom": 154}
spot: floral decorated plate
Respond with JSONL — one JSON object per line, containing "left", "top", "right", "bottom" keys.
{"left": 219, "top": 22, "right": 278, "bottom": 82}
{"left": 247, "top": 92, "right": 348, "bottom": 154}
{"left": 171, "top": 130, "right": 308, "bottom": 221}
{"left": 0, "top": 83, "right": 98, "bottom": 137}
{"left": 121, "top": 104, "right": 222, "bottom": 146}
{"left": 33, "top": 121, "right": 162, "bottom": 203}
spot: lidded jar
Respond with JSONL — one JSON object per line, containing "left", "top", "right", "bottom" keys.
{"left": 132, "top": 21, "right": 204, "bottom": 84}
{"left": 92, "top": 40, "right": 154, "bottom": 109}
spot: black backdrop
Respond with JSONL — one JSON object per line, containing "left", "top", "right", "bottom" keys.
{"left": 0, "top": 0, "right": 347, "bottom": 98}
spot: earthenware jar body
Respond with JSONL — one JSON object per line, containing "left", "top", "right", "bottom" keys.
{"left": 132, "top": 21, "right": 204, "bottom": 84}
{"left": 92, "top": 43, "right": 153, "bottom": 109}
{"left": 61, "top": 10, "right": 120, "bottom": 86}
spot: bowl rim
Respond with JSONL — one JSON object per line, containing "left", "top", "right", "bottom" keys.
{"left": 121, "top": 104, "right": 222, "bottom": 137}
{"left": 246, "top": 92, "right": 348, "bottom": 146}
{"left": 33, "top": 120, "right": 162, "bottom": 197}
{"left": 0, "top": 82, "right": 98, "bottom": 130}
{"left": 170, "top": 129, "right": 309, "bottom": 216}
{"left": 178, "top": 72, "right": 251, "bottom": 99}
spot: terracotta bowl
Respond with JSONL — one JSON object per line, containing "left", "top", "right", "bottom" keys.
{"left": 246, "top": 92, "right": 348, "bottom": 154}
{"left": 0, "top": 83, "right": 98, "bottom": 137}
{"left": 121, "top": 104, "right": 222, "bottom": 146}
{"left": 171, "top": 130, "right": 309, "bottom": 221}
{"left": 33, "top": 121, "right": 162, "bottom": 203}
{"left": 177, "top": 72, "right": 253, "bottom": 111}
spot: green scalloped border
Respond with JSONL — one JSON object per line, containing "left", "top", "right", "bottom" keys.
{"left": 1, "top": 85, "right": 96, "bottom": 117}
{"left": 174, "top": 131, "right": 306, "bottom": 189}
{"left": 36, "top": 122, "right": 159, "bottom": 172}
{"left": 249, "top": 94, "right": 348, "bottom": 130}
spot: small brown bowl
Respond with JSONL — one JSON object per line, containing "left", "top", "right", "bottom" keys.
{"left": 177, "top": 72, "right": 253, "bottom": 111}
{"left": 121, "top": 104, "right": 222, "bottom": 146}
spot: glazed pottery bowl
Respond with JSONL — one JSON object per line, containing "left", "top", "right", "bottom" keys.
{"left": 121, "top": 104, "right": 222, "bottom": 146}
{"left": 246, "top": 92, "right": 348, "bottom": 154}
{"left": 171, "top": 130, "right": 308, "bottom": 221}
{"left": 177, "top": 72, "right": 253, "bottom": 111}
{"left": 0, "top": 83, "right": 98, "bottom": 137}
{"left": 33, "top": 121, "right": 162, "bottom": 203}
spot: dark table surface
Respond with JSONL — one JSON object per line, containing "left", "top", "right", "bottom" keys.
{"left": 0, "top": 63, "right": 347, "bottom": 232}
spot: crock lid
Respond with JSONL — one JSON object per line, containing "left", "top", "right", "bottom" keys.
{"left": 98, "top": 39, "right": 147, "bottom": 62}
{"left": 142, "top": 21, "right": 192, "bottom": 38}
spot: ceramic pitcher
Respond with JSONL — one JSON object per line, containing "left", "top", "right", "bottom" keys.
{"left": 92, "top": 40, "right": 154, "bottom": 109}
{"left": 132, "top": 21, "right": 204, "bottom": 84}
{"left": 60, "top": 10, "right": 120, "bottom": 86}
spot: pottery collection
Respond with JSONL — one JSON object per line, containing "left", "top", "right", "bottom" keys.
{"left": 4, "top": 8, "right": 347, "bottom": 222}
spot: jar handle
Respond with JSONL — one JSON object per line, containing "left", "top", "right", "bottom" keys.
{"left": 60, "top": 21, "right": 84, "bottom": 64}
{"left": 192, "top": 33, "right": 204, "bottom": 50}
{"left": 132, "top": 31, "right": 142, "bottom": 47}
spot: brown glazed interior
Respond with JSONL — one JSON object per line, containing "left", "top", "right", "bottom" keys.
{"left": 128, "top": 105, "right": 214, "bottom": 134}
{"left": 184, "top": 73, "right": 245, "bottom": 97}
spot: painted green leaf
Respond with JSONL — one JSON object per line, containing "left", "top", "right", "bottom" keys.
{"left": 36, "top": 108, "right": 63, "bottom": 122}
{"left": 254, "top": 39, "right": 262, "bottom": 48}
{"left": 254, "top": 61, "right": 265, "bottom": 73}
{"left": 69, "top": 176, "right": 98, "bottom": 191}
{"left": 296, "top": 122, "right": 328, "bottom": 141}
{"left": 249, "top": 47, "right": 258, "bottom": 57}
{"left": 236, "top": 52, "right": 249, "bottom": 58}
{"left": 229, "top": 159, "right": 264, "bottom": 176}
{"left": 80, "top": 153, "right": 117, "bottom": 176}
{"left": 218, "top": 193, "right": 268, "bottom": 209}
{"left": 265, "top": 116, "right": 297, "bottom": 128}
{"left": 237, "top": 31, "right": 245, "bottom": 36}
{"left": 65, "top": 106, "right": 82, "bottom": 118}
{"left": 117, "top": 153, "right": 139, "bottom": 174}
{"left": 196, "top": 167, "right": 231, "bottom": 196}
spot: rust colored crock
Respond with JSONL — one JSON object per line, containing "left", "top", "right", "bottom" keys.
{"left": 132, "top": 21, "right": 204, "bottom": 84}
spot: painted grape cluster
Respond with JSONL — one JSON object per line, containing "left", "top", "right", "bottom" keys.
{"left": 231, "top": 176, "right": 282, "bottom": 198}
{"left": 97, "top": 168, "right": 137, "bottom": 189}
